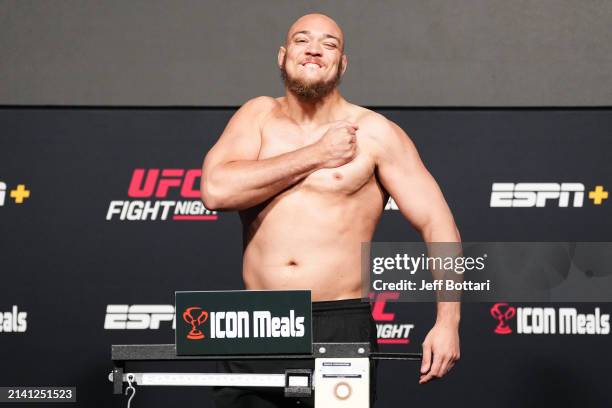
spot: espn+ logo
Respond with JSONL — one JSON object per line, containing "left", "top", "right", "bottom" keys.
{"left": 490, "top": 183, "right": 608, "bottom": 207}
{"left": 490, "top": 183, "right": 584, "bottom": 207}
{"left": 0, "top": 181, "right": 31, "bottom": 206}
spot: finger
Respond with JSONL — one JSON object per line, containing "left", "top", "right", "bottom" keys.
{"left": 419, "top": 374, "right": 430, "bottom": 384}
{"left": 419, "top": 372, "right": 436, "bottom": 384}
{"left": 420, "top": 343, "right": 432, "bottom": 374}
{"left": 438, "top": 356, "right": 451, "bottom": 378}
{"left": 345, "top": 125, "right": 357, "bottom": 134}
{"left": 445, "top": 360, "right": 456, "bottom": 375}
{"left": 429, "top": 351, "right": 443, "bottom": 378}
{"left": 340, "top": 120, "right": 358, "bottom": 129}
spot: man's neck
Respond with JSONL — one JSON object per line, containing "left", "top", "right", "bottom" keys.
{"left": 283, "top": 88, "right": 347, "bottom": 126}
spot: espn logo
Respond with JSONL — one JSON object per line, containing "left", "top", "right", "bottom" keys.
{"left": 490, "top": 183, "right": 584, "bottom": 208}
{"left": 0, "top": 182, "right": 5, "bottom": 206}
{"left": 104, "top": 305, "right": 175, "bottom": 329}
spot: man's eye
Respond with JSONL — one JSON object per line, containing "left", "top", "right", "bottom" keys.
{"left": 296, "top": 39, "right": 307, "bottom": 43}
{"left": 324, "top": 43, "right": 336, "bottom": 48}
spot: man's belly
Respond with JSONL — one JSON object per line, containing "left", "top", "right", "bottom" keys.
{"left": 240, "top": 174, "right": 385, "bottom": 300}
{"left": 241, "top": 204, "right": 382, "bottom": 300}
{"left": 242, "top": 251, "right": 363, "bottom": 301}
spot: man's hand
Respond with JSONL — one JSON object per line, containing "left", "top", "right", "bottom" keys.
{"left": 316, "top": 121, "right": 359, "bottom": 168}
{"left": 419, "top": 321, "right": 460, "bottom": 384}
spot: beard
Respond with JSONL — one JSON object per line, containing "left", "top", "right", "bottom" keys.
{"left": 280, "top": 55, "right": 343, "bottom": 100}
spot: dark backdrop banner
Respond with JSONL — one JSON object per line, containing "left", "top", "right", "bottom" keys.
{"left": 0, "top": 108, "right": 610, "bottom": 407}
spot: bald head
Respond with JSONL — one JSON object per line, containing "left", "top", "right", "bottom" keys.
{"left": 279, "top": 13, "right": 347, "bottom": 100}
{"left": 285, "top": 13, "right": 345, "bottom": 52}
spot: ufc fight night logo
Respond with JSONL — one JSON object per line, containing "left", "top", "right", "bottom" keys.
{"left": 370, "top": 292, "right": 413, "bottom": 344}
{"left": 385, "top": 197, "right": 399, "bottom": 211}
{"left": 106, "top": 168, "right": 218, "bottom": 221}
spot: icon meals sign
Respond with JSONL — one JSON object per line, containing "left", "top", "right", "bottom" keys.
{"left": 175, "top": 290, "right": 312, "bottom": 356}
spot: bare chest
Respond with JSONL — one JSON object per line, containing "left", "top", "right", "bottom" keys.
{"left": 259, "top": 119, "right": 376, "bottom": 195}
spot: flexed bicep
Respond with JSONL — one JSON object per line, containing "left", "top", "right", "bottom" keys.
{"left": 199, "top": 97, "right": 332, "bottom": 211}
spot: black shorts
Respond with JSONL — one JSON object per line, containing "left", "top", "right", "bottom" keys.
{"left": 212, "top": 298, "right": 378, "bottom": 407}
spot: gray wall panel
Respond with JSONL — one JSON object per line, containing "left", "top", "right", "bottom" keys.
{"left": 1, "top": 0, "right": 611, "bottom": 106}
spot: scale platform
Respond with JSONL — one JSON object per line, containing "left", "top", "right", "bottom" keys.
{"left": 110, "top": 342, "right": 422, "bottom": 407}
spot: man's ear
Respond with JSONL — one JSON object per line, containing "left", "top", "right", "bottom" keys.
{"left": 277, "top": 46, "right": 286, "bottom": 69}
{"left": 340, "top": 54, "right": 348, "bottom": 75}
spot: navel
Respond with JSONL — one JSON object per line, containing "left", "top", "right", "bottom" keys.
{"left": 333, "top": 172, "right": 343, "bottom": 180}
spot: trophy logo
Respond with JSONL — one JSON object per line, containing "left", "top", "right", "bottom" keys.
{"left": 182, "top": 306, "right": 209, "bottom": 340}
{"left": 490, "top": 303, "right": 516, "bottom": 335}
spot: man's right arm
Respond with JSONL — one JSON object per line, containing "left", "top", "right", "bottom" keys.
{"left": 201, "top": 97, "right": 357, "bottom": 211}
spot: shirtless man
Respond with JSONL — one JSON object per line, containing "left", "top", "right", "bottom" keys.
{"left": 201, "top": 13, "right": 461, "bottom": 407}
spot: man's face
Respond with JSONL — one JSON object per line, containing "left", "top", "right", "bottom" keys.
{"left": 279, "top": 15, "right": 346, "bottom": 100}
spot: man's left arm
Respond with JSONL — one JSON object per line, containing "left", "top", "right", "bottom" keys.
{"left": 372, "top": 119, "right": 461, "bottom": 384}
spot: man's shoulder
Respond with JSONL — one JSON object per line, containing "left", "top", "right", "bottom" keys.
{"left": 351, "top": 104, "right": 393, "bottom": 130}
{"left": 347, "top": 105, "right": 415, "bottom": 164}
{"left": 348, "top": 105, "right": 404, "bottom": 141}
{"left": 234, "top": 96, "right": 280, "bottom": 121}
{"left": 240, "top": 96, "right": 279, "bottom": 112}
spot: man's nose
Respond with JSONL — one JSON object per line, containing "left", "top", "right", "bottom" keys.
{"left": 305, "top": 43, "right": 323, "bottom": 56}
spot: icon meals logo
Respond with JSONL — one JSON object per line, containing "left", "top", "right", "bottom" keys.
{"left": 183, "top": 307, "right": 209, "bottom": 339}
{"left": 181, "top": 306, "right": 306, "bottom": 340}
{"left": 106, "top": 168, "right": 218, "bottom": 221}
{"left": 490, "top": 303, "right": 610, "bottom": 335}
{"left": 490, "top": 303, "right": 516, "bottom": 334}
{"left": 0, "top": 305, "right": 27, "bottom": 333}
